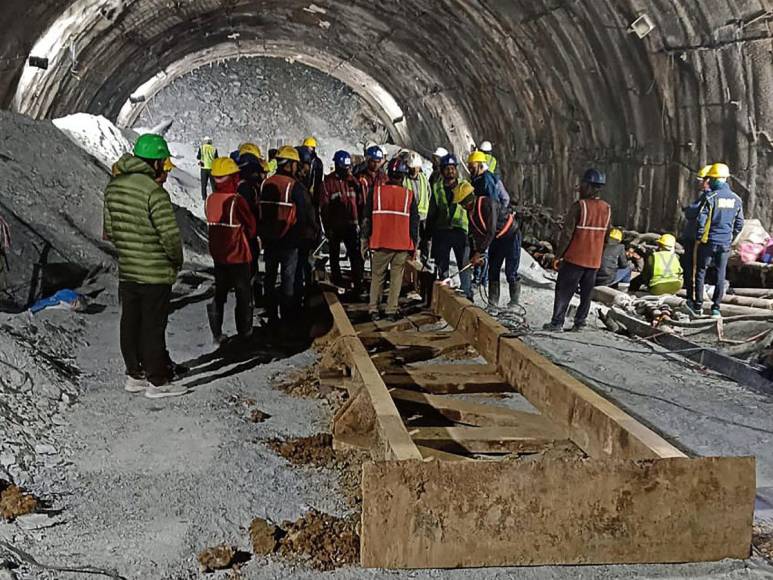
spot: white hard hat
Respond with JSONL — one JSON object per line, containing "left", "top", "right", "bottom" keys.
{"left": 203, "top": 136, "right": 213, "bottom": 144}
{"left": 433, "top": 147, "right": 449, "bottom": 158}
{"left": 479, "top": 141, "right": 493, "bottom": 153}
{"left": 407, "top": 151, "right": 423, "bottom": 169}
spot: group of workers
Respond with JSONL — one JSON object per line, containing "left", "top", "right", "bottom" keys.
{"left": 102, "top": 126, "right": 744, "bottom": 395}
{"left": 545, "top": 162, "right": 744, "bottom": 331}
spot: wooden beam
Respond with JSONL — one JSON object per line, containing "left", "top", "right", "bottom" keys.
{"left": 381, "top": 370, "right": 509, "bottom": 393}
{"left": 324, "top": 292, "right": 422, "bottom": 461}
{"left": 408, "top": 426, "right": 566, "bottom": 454}
{"left": 353, "top": 313, "right": 439, "bottom": 334}
{"left": 361, "top": 456, "right": 756, "bottom": 568}
{"left": 389, "top": 388, "right": 565, "bottom": 431}
{"left": 415, "top": 445, "right": 472, "bottom": 462}
{"left": 359, "top": 331, "right": 468, "bottom": 351}
{"left": 432, "top": 283, "right": 687, "bottom": 460}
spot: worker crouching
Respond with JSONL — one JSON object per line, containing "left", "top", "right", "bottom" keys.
{"left": 362, "top": 158, "right": 420, "bottom": 322}
{"left": 457, "top": 182, "right": 521, "bottom": 311}
{"left": 205, "top": 158, "right": 257, "bottom": 343}
{"left": 629, "top": 234, "right": 684, "bottom": 295}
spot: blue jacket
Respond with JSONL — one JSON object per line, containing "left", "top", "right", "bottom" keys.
{"left": 472, "top": 171, "right": 509, "bottom": 208}
{"left": 696, "top": 182, "right": 744, "bottom": 247}
{"left": 680, "top": 198, "right": 703, "bottom": 242}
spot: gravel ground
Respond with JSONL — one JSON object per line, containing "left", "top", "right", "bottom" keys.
{"left": 134, "top": 57, "right": 387, "bottom": 177}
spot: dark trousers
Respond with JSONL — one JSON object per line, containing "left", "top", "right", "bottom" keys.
{"left": 681, "top": 239, "right": 697, "bottom": 302}
{"left": 264, "top": 245, "right": 298, "bottom": 320}
{"left": 200, "top": 169, "right": 215, "bottom": 200}
{"left": 432, "top": 228, "right": 471, "bottom": 298}
{"left": 488, "top": 231, "right": 522, "bottom": 285}
{"left": 417, "top": 220, "right": 430, "bottom": 263}
{"left": 329, "top": 225, "right": 363, "bottom": 289}
{"left": 550, "top": 262, "right": 597, "bottom": 327}
{"left": 694, "top": 243, "right": 730, "bottom": 309}
{"left": 294, "top": 243, "right": 315, "bottom": 304}
{"left": 213, "top": 263, "right": 253, "bottom": 337}
{"left": 119, "top": 281, "right": 172, "bottom": 386}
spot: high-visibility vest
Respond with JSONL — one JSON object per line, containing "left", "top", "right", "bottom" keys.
{"left": 200, "top": 144, "right": 217, "bottom": 169}
{"left": 649, "top": 251, "right": 684, "bottom": 295}
{"left": 322, "top": 174, "right": 359, "bottom": 227}
{"left": 370, "top": 185, "right": 414, "bottom": 251}
{"left": 484, "top": 153, "right": 498, "bottom": 174}
{"left": 432, "top": 179, "right": 468, "bottom": 233}
{"left": 259, "top": 174, "right": 297, "bottom": 241}
{"left": 563, "top": 198, "right": 611, "bottom": 269}
{"left": 403, "top": 172, "right": 430, "bottom": 219}
{"left": 205, "top": 192, "right": 252, "bottom": 264}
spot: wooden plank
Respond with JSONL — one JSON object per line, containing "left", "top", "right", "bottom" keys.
{"left": 408, "top": 426, "right": 565, "bottom": 454}
{"left": 433, "top": 283, "right": 687, "bottom": 460}
{"left": 324, "top": 292, "right": 422, "bottom": 461}
{"left": 389, "top": 388, "right": 565, "bottom": 431}
{"left": 359, "top": 331, "right": 468, "bottom": 350}
{"left": 381, "top": 363, "right": 510, "bottom": 393}
{"left": 361, "top": 456, "right": 756, "bottom": 568}
{"left": 353, "top": 313, "right": 439, "bottom": 334}
{"left": 415, "top": 445, "right": 472, "bottom": 462}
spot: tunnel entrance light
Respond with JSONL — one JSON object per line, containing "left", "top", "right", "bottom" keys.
{"left": 629, "top": 14, "right": 655, "bottom": 39}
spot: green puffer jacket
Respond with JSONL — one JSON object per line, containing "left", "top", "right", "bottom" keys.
{"left": 104, "top": 155, "right": 183, "bottom": 285}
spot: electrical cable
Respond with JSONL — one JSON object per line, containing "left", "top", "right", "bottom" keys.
{"left": 0, "top": 540, "right": 126, "bottom": 580}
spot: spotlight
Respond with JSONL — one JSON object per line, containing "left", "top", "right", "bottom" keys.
{"left": 629, "top": 14, "right": 656, "bottom": 39}
{"left": 28, "top": 56, "right": 49, "bottom": 70}
{"left": 129, "top": 94, "right": 146, "bottom": 104}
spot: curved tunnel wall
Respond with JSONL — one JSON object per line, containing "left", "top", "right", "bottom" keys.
{"left": 2, "top": 0, "right": 771, "bottom": 232}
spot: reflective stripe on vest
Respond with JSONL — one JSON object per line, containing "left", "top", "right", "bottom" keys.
{"left": 259, "top": 175, "right": 297, "bottom": 239}
{"left": 484, "top": 154, "right": 498, "bottom": 174}
{"left": 563, "top": 198, "right": 611, "bottom": 269}
{"left": 432, "top": 180, "right": 468, "bottom": 232}
{"left": 370, "top": 185, "right": 414, "bottom": 251}
{"left": 649, "top": 251, "right": 683, "bottom": 295}
{"left": 205, "top": 192, "right": 251, "bottom": 263}
{"left": 200, "top": 144, "right": 217, "bottom": 169}
{"left": 470, "top": 196, "right": 513, "bottom": 238}
{"left": 404, "top": 173, "right": 430, "bottom": 218}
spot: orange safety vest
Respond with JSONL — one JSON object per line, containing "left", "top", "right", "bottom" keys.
{"left": 369, "top": 184, "right": 414, "bottom": 251}
{"left": 563, "top": 198, "right": 611, "bottom": 269}
{"left": 205, "top": 192, "right": 252, "bottom": 264}
{"left": 259, "top": 174, "right": 298, "bottom": 241}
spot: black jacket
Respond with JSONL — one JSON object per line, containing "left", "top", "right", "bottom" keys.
{"left": 595, "top": 242, "right": 629, "bottom": 286}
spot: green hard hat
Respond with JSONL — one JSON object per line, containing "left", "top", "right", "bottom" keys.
{"left": 133, "top": 134, "right": 171, "bottom": 160}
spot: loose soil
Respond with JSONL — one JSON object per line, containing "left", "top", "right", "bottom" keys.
{"left": 0, "top": 484, "right": 38, "bottom": 521}
{"left": 197, "top": 544, "right": 237, "bottom": 573}
{"left": 754, "top": 525, "right": 773, "bottom": 563}
{"left": 277, "top": 509, "right": 359, "bottom": 571}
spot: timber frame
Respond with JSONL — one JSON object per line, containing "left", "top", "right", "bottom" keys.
{"left": 317, "top": 268, "right": 755, "bottom": 569}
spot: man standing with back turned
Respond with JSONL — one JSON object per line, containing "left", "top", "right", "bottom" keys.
{"left": 197, "top": 137, "right": 218, "bottom": 200}
{"left": 104, "top": 134, "right": 186, "bottom": 398}
{"left": 544, "top": 168, "right": 611, "bottom": 332}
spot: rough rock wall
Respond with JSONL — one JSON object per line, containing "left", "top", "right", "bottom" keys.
{"left": 134, "top": 57, "right": 385, "bottom": 173}
{"left": 1, "top": 1, "right": 771, "bottom": 232}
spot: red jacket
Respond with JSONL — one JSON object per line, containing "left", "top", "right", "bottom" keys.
{"left": 205, "top": 191, "right": 257, "bottom": 264}
{"left": 320, "top": 172, "right": 362, "bottom": 230}
{"left": 563, "top": 198, "right": 611, "bottom": 269}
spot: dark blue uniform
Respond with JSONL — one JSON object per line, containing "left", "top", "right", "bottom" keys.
{"left": 691, "top": 182, "right": 744, "bottom": 311}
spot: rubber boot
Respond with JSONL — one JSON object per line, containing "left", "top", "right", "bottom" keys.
{"left": 487, "top": 281, "right": 500, "bottom": 313}
{"left": 508, "top": 280, "right": 521, "bottom": 307}
{"left": 207, "top": 302, "right": 226, "bottom": 345}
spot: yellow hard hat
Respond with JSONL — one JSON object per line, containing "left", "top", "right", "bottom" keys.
{"left": 452, "top": 182, "right": 475, "bottom": 205}
{"left": 302, "top": 136, "right": 318, "bottom": 148}
{"left": 706, "top": 162, "right": 730, "bottom": 179}
{"left": 239, "top": 143, "right": 263, "bottom": 159}
{"left": 467, "top": 151, "right": 488, "bottom": 164}
{"left": 163, "top": 158, "right": 176, "bottom": 173}
{"left": 697, "top": 165, "right": 712, "bottom": 179}
{"left": 657, "top": 233, "right": 676, "bottom": 250}
{"left": 609, "top": 228, "right": 623, "bottom": 242}
{"left": 210, "top": 157, "right": 240, "bottom": 177}
{"left": 276, "top": 145, "right": 301, "bottom": 163}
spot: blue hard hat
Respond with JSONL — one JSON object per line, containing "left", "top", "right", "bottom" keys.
{"left": 366, "top": 146, "right": 384, "bottom": 161}
{"left": 296, "top": 146, "right": 314, "bottom": 165}
{"left": 333, "top": 150, "right": 352, "bottom": 168}
{"left": 387, "top": 157, "right": 409, "bottom": 179}
{"left": 582, "top": 168, "right": 606, "bottom": 186}
{"left": 440, "top": 154, "right": 458, "bottom": 168}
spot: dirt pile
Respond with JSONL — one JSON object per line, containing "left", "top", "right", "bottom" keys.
{"left": 197, "top": 544, "right": 236, "bottom": 573}
{"left": 0, "top": 482, "right": 38, "bottom": 521}
{"left": 754, "top": 525, "right": 773, "bottom": 563}
{"left": 277, "top": 509, "right": 359, "bottom": 571}
{"left": 268, "top": 434, "right": 335, "bottom": 467}
{"left": 248, "top": 518, "right": 279, "bottom": 555}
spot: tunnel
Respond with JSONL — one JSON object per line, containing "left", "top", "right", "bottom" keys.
{"left": 1, "top": 0, "right": 771, "bottom": 233}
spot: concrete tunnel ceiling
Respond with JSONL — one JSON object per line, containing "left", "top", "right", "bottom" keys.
{"left": 1, "top": 0, "right": 772, "bottom": 233}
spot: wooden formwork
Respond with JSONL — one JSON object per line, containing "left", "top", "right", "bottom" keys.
{"left": 319, "top": 278, "right": 755, "bottom": 569}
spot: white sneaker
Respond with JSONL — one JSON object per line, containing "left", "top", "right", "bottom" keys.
{"left": 125, "top": 376, "right": 149, "bottom": 393}
{"left": 144, "top": 383, "right": 188, "bottom": 399}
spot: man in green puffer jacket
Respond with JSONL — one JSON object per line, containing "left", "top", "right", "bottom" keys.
{"left": 104, "top": 134, "right": 186, "bottom": 398}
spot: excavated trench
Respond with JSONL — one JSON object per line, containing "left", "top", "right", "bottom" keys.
{"left": 1, "top": 0, "right": 771, "bottom": 233}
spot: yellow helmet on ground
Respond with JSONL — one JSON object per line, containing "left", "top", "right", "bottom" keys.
{"left": 303, "top": 136, "right": 318, "bottom": 148}
{"left": 467, "top": 151, "right": 488, "bottom": 164}
{"left": 239, "top": 143, "right": 263, "bottom": 159}
{"left": 452, "top": 182, "right": 475, "bottom": 205}
{"left": 657, "top": 233, "right": 677, "bottom": 250}
{"left": 697, "top": 165, "right": 712, "bottom": 179}
{"left": 276, "top": 145, "right": 301, "bottom": 163}
{"left": 609, "top": 228, "right": 623, "bottom": 242}
{"left": 163, "top": 158, "right": 176, "bottom": 173}
{"left": 211, "top": 157, "right": 240, "bottom": 177}
{"left": 707, "top": 163, "right": 730, "bottom": 179}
